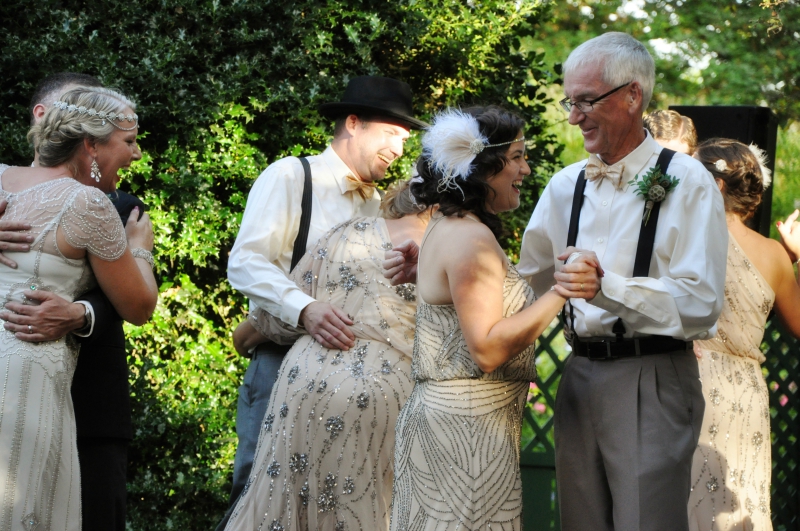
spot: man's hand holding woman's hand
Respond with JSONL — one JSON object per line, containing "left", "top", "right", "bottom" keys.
{"left": 382, "top": 239, "right": 419, "bottom": 286}
{"left": 554, "top": 247, "right": 603, "bottom": 300}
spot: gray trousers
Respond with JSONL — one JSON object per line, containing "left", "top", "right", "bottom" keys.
{"left": 216, "top": 342, "right": 292, "bottom": 531}
{"left": 554, "top": 347, "right": 704, "bottom": 531}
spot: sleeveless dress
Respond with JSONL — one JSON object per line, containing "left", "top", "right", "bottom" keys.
{"left": 688, "top": 232, "right": 775, "bottom": 531}
{"left": 225, "top": 217, "right": 417, "bottom": 531}
{"left": 390, "top": 256, "right": 537, "bottom": 531}
{"left": 0, "top": 165, "right": 126, "bottom": 531}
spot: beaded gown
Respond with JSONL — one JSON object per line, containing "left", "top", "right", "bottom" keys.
{"left": 390, "top": 257, "right": 537, "bottom": 531}
{"left": 688, "top": 232, "right": 775, "bottom": 531}
{"left": 225, "top": 217, "right": 417, "bottom": 531}
{"left": 0, "top": 165, "right": 126, "bottom": 531}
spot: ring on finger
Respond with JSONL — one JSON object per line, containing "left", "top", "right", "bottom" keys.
{"left": 27, "top": 325, "right": 32, "bottom": 333}
{"left": 580, "top": 283, "right": 584, "bottom": 291}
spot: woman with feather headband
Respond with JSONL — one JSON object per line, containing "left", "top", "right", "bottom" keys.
{"left": 389, "top": 106, "right": 601, "bottom": 531}
{"left": 687, "top": 138, "right": 800, "bottom": 531}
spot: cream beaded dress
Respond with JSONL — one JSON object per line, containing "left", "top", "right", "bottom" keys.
{"left": 0, "top": 165, "right": 126, "bottom": 531}
{"left": 688, "top": 232, "right": 775, "bottom": 531}
{"left": 390, "top": 228, "right": 537, "bottom": 531}
{"left": 225, "top": 217, "right": 417, "bottom": 531}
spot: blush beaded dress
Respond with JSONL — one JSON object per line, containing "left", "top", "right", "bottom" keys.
{"left": 390, "top": 223, "right": 537, "bottom": 531}
{"left": 688, "top": 232, "right": 775, "bottom": 531}
{"left": 225, "top": 217, "right": 417, "bottom": 531}
{"left": 0, "top": 165, "right": 126, "bottom": 531}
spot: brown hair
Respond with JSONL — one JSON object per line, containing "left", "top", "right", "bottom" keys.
{"left": 643, "top": 110, "right": 698, "bottom": 154}
{"left": 694, "top": 137, "right": 766, "bottom": 220}
{"left": 380, "top": 178, "right": 428, "bottom": 220}
{"left": 410, "top": 105, "right": 525, "bottom": 239}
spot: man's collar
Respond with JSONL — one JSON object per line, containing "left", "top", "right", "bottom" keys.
{"left": 320, "top": 146, "right": 358, "bottom": 196}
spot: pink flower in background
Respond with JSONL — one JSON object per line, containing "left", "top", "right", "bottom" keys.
{"left": 533, "top": 402, "right": 546, "bottom": 414}
{"left": 780, "top": 395, "right": 789, "bottom": 407}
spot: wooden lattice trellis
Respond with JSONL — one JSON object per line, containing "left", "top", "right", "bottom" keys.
{"left": 520, "top": 318, "right": 800, "bottom": 531}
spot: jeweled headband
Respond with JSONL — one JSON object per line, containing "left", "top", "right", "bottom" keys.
{"left": 52, "top": 100, "right": 139, "bottom": 131}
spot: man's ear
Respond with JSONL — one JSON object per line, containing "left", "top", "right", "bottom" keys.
{"left": 344, "top": 114, "right": 361, "bottom": 136}
{"left": 32, "top": 104, "right": 47, "bottom": 124}
{"left": 627, "top": 82, "right": 643, "bottom": 113}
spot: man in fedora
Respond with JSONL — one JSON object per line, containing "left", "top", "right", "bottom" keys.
{"left": 219, "top": 75, "right": 426, "bottom": 529}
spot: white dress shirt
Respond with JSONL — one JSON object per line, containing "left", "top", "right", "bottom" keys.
{"left": 227, "top": 146, "right": 381, "bottom": 327}
{"left": 518, "top": 131, "right": 727, "bottom": 340}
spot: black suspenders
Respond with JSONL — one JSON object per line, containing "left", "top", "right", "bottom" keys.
{"left": 290, "top": 157, "right": 313, "bottom": 272}
{"left": 563, "top": 148, "right": 676, "bottom": 340}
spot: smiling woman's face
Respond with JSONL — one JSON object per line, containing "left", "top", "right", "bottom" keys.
{"left": 485, "top": 134, "right": 530, "bottom": 214}
{"left": 94, "top": 107, "right": 141, "bottom": 193}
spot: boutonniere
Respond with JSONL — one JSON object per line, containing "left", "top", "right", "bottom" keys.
{"left": 627, "top": 165, "right": 679, "bottom": 225}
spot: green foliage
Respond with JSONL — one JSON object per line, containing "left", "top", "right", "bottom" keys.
{"left": 530, "top": 0, "right": 800, "bottom": 126}
{"left": 0, "top": 0, "right": 561, "bottom": 527}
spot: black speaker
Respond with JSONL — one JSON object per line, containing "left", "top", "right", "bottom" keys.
{"left": 669, "top": 105, "right": 778, "bottom": 237}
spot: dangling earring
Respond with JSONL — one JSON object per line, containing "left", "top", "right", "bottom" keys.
{"left": 90, "top": 159, "right": 101, "bottom": 183}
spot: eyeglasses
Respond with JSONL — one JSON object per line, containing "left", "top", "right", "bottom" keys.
{"left": 559, "top": 82, "right": 632, "bottom": 113}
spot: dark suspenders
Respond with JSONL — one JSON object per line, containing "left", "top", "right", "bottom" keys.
{"left": 563, "top": 148, "right": 676, "bottom": 340}
{"left": 290, "top": 157, "right": 313, "bottom": 272}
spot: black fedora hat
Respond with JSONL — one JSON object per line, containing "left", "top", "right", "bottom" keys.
{"left": 318, "top": 76, "right": 428, "bottom": 130}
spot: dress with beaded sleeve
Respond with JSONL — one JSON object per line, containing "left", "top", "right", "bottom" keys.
{"left": 225, "top": 217, "right": 417, "bottom": 531}
{"left": 0, "top": 165, "right": 126, "bottom": 531}
{"left": 390, "top": 260, "right": 537, "bottom": 531}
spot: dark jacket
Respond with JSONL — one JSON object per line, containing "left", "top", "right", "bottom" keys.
{"left": 70, "top": 191, "right": 146, "bottom": 440}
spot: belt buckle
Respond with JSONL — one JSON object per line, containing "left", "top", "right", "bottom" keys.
{"left": 586, "top": 341, "right": 614, "bottom": 361}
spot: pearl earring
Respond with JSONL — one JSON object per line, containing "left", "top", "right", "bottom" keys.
{"left": 90, "top": 160, "right": 101, "bottom": 183}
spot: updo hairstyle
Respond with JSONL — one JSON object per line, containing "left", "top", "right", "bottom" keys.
{"left": 643, "top": 110, "right": 698, "bottom": 154}
{"left": 380, "top": 178, "right": 429, "bottom": 220}
{"left": 27, "top": 87, "right": 137, "bottom": 169}
{"left": 694, "top": 138, "right": 767, "bottom": 220}
{"left": 410, "top": 106, "right": 525, "bottom": 239}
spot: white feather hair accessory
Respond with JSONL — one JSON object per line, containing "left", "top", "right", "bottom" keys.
{"left": 748, "top": 143, "right": 772, "bottom": 189}
{"left": 422, "top": 109, "right": 487, "bottom": 193}
{"left": 421, "top": 108, "right": 524, "bottom": 194}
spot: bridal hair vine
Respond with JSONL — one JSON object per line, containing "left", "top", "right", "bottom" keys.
{"left": 747, "top": 143, "right": 772, "bottom": 189}
{"left": 422, "top": 109, "right": 524, "bottom": 194}
{"left": 52, "top": 101, "right": 139, "bottom": 131}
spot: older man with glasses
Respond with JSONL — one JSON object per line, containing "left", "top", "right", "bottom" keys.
{"left": 519, "top": 32, "right": 727, "bottom": 530}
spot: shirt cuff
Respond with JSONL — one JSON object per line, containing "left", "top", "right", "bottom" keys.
{"left": 72, "top": 300, "right": 95, "bottom": 338}
{"left": 281, "top": 290, "right": 317, "bottom": 328}
{"left": 590, "top": 271, "right": 626, "bottom": 314}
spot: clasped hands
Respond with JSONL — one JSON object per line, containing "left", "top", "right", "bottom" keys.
{"left": 383, "top": 240, "right": 604, "bottom": 300}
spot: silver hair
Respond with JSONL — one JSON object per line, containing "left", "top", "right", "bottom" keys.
{"left": 28, "top": 87, "right": 137, "bottom": 168}
{"left": 564, "top": 32, "right": 655, "bottom": 110}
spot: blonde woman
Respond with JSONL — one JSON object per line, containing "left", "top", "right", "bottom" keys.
{"left": 0, "top": 87, "right": 157, "bottom": 529}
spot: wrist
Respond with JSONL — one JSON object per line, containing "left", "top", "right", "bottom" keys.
{"left": 72, "top": 301, "right": 95, "bottom": 337}
{"left": 70, "top": 302, "right": 87, "bottom": 330}
{"left": 130, "top": 247, "right": 155, "bottom": 269}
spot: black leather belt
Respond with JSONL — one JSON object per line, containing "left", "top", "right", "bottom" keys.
{"left": 572, "top": 336, "right": 691, "bottom": 360}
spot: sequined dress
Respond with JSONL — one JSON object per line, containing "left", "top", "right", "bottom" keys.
{"left": 0, "top": 165, "right": 126, "bottom": 531}
{"left": 390, "top": 264, "right": 537, "bottom": 531}
{"left": 688, "top": 232, "right": 775, "bottom": 531}
{"left": 225, "top": 217, "right": 417, "bottom": 531}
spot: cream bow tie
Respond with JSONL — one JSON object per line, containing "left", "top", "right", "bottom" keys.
{"left": 585, "top": 154, "right": 626, "bottom": 189}
{"left": 345, "top": 174, "right": 377, "bottom": 201}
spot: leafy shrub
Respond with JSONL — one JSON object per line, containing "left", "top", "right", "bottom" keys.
{"left": 0, "top": 0, "right": 562, "bottom": 527}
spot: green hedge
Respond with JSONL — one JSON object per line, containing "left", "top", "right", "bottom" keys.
{"left": 0, "top": 0, "right": 562, "bottom": 527}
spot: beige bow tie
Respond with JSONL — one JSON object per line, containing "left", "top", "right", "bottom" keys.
{"left": 345, "top": 174, "right": 377, "bottom": 201}
{"left": 585, "top": 154, "right": 626, "bottom": 189}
